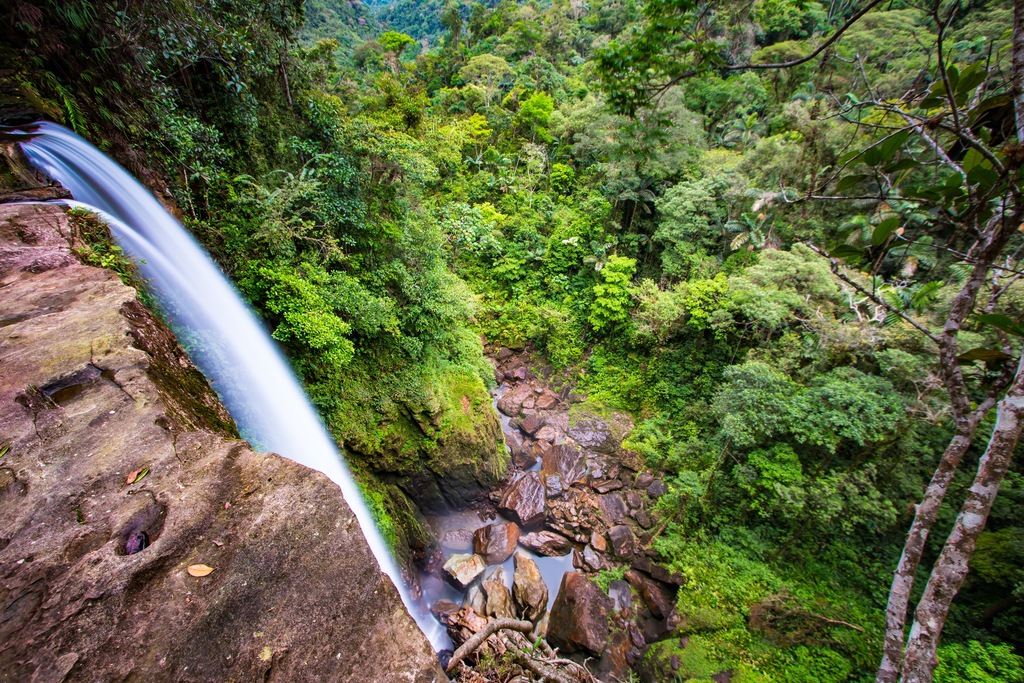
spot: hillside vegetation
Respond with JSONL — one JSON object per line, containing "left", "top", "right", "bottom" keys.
{"left": 2, "top": 0, "right": 1023, "bottom": 680}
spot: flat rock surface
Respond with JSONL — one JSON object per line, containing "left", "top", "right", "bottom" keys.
{"left": 0, "top": 204, "right": 443, "bottom": 683}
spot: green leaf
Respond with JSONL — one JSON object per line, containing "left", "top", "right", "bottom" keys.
{"left": 837, "top": 174, "right": 868, "bottom": 192}
{"left": 838, "top": 149, "right": 862, "bottom": 165}
{"left": 878, "top": 130, "right": 912, "bottom": 164}
{"left": 977, "top": 314, "right": 1024, "bottom": 336}
{"left": 962, "top": 148, "right": 987, "bottom": 173}
{"left": 829, "top": 245, "right": 866, "bottom": 263}
{"left": 872, "top": 217, "right": 901, "bottom": 247}
{"left": 0, "top": 444, "right": 8, "bottom": 459}
{"left": 957, "top": 347, "right": 1012, "bottom": 364}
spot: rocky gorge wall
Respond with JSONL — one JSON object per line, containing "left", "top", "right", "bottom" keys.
{"left": 0, "top": 202, "right": 444, "bottom": 682}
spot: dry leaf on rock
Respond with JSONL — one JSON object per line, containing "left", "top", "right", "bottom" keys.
{"left": 187, "top": 564, "right": 214, "bottom": 577}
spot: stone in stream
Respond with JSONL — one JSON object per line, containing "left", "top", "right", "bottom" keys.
{"left": 441, "top": 528, "right": 475, "bottom": 552}
{"left": 518, "top": 530, "right": 573, "bottom": 556}
{"left": 499, "top": 471, "right": 547, "bottom": 528}
{"left": 482, "top": 566, "right": 516, "bottom": 619}
{"left": 431, "top": 599, "right": 461, "bottom": 620}
{"left": 541, "top": 444, "right": 588, "bottom": 486}
{"left": 512, "top": 550, "right": 548, "bottom": 622}
{"left": 511, "top": 445, "right": 538, "bottom": 470}
{"left": 497, "top": 383, "right": 534, "bottom": 417}
{"left": 547, "top": 572, "right": 613, "bottom": 655}
{"left": 473, "top": 521, "right": 521, "bottom": 564}
{"left": 608, "top": 524, "right": 636, "bottom": 557}
{"left": 444, "top": 552, "right": 487, "bottom": 587}
{"left": 520, "top": 413, "right": 545, "bottom": 436}
{"left": 462, "top": 583, "right": 487, "bottom": 614}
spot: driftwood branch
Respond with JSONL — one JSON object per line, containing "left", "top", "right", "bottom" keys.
{"left": 447, "top": 618, "right": 534, "bottom": 673}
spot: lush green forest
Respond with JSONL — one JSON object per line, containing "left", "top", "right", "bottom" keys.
{"left": 2, "top": 0, "right": 1024, "bottom": 680}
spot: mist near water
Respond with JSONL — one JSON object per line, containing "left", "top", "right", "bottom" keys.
{"left": 18, "top": 121, "right": 447, "bottom": 648}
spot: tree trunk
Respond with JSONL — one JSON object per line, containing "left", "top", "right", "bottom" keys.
{"left": 900, "top": 354, "right": 1024, "bottom": 683}
{"left": 876, "top": 427, "right": 975, "bottom": 683}
{"left": 1013, "top": 0, "right": 1024, "bottom": 143}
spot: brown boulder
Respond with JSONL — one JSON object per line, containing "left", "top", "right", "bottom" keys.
{"left": 566, "top": 407, "right": 633, "bottom": 454}
{"left": 520, "top": 413, "right": 545, "bottom": 436}
{"left": 444, "top": 553, "right": 487, "bottom": 587}
{"left": 499, "top": 471, "right": 547, "bottom": 527}
{"left": 512, "top": 550, "right": 548, "bottom": 621}
{"left": 518, "top": 530, "right": 573, "bottom": 556}
{"left": 547, "top": 572, "right": 613, "bottom": 655}
{"left": 608, "top": 524, "right": 636, "bottom": 557}
{"left": 482, "top": 567, "right": 516, "bottom": 619}
{"left": 497, "top": 383, "right": 534, "bottom": 417}
{"left": 535, "top": 391, "right": 559, "bottom": 410}
{"left": 473, "top": 522, "right": 521, "bottom": 564}
{"left": 511, "top": 444, "right": 538, "bottom": 470}
{"left": 625, "top": 570, "right": 676, "bottom": 619}
{"left": 541, "top": 444, "right": 588, "bottom": 486}
{"left": 0, "top": 204, "right": 444, "bottom": 683}
{"left": 598, "top": 493, "right": 629, "bottom": 524}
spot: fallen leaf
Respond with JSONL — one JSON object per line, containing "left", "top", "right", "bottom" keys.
{"left": 212, "top": 540, "right": 224, "bottom": 547}
{"left": 0, "top": 444, "right": 9, "bottom": 458}
{"left": 125, "top": 466, "right": 150, "bottom": 485}
{"left": 187, "top": 564, "right": 214, "bottom": 577}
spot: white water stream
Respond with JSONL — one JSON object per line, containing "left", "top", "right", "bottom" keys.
{"left": 17, "top": 121, "right": 447, "bottom": 648}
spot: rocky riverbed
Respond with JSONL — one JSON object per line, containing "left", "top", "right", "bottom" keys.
{"left": 421, "top": 346, "right": 697, "bottom": 682}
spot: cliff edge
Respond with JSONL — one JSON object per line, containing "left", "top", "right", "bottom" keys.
{"left": 0, "top": 203, "right": 445, "bottom": 683}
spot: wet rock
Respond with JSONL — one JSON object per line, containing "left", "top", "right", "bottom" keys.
{"left": 0, "top": 205, "right": 444, "bottom": 683}
{"left": 598, "top": 493, "right": 629, "bottom": 524}
{"left": 608, "top": 525, "right": 635, "bottom": 558}
{"left": 535, "top": 391, "right": 559, "bottom": 410}
{"left": 431, "top": 599, "right": 461, "bottom": 619}
{"left": 498, "top": 472, "right": 546, "bottom": 528}
{"left": 566, "top": 408, "right": 633, "bottom": 454}
{"left": 520, "top": 413, "right": 545, "bottom": 436}
{"left": 518, "top": 530, "right": 573, "bottom": 556}
{"left": 511, "top": 445, "right": 538, "bottom": 470}
{"left": 573, "top": 545, "right": 605, "bottom": 571}
{"left": 547, "top": 572, "right": 613, "bottom": 656}
{"left": 442, "top": 528, "right": 475, "bottom": 552}
{"left": 593, "top": 479, "right": 623, "bottom": 493}
{"left": 544, "top": 474, "right": 564, "bottom": 498}
{"left": 590, "top": 530, "right": 607, "bottom": 552}
{"left": 541, "top": 444, "right": 587, "bottom": 486}
{"left": 463, "top": 583, "right": 486, "bottom": 614}
{"left": 631, "top": 509, "right": 653, "bottom": 529}
{"left": 512, "top": 550, "right": 548, "bottom": 621}
{"left": 534, "top": 424, "right": 559, "bottom": 443}
{"left": 625, "top": 490, "right": 642, "bottom": 509}
{"left": 497, "top": 383, "right": 534, "bottom": 417}
{"left": 505, "top": 429, "right": 525, "bottom": 451}
{"left": 625, "top": 570, "right": 675, "bottom": 619}
{"left": 647, "top": 479, "right": 668, "bottom": 497}
{"left": 482, "top": 567, "right": 516, "bottom": 619}
{"left": 473, "top": 522, "right": 521, "bottom": 564}
{"left": 608, "top": 580, "right": 632, "bottom": 613}
{"left": 444, "top": 553, "right": 487, "bottom": 588}
{"left": 593, "top": 628, "right": 632, "bottom": 682}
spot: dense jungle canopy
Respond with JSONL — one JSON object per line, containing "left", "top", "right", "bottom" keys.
{"left": 2, "top": 0, "right": 1023, "bottom": 680}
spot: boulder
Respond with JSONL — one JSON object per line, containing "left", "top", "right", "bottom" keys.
{"left": 499, "top": 471, "right": 547, "bottom": 527}
{"left": 444, "top": 553, "right": 487, "bottom": 587}
{"left": 593, "top": 628, "right": 633, "bottom": 682}
{"left": 0, "top": 204, "right": 444, "bottom": 683}
{"left": 473, "top": 522, "right": 521, "bottom": 564}
{"left": 463, "top": 583, "right": 486, "bottom": 614}
{"left": 590, "top": 530, "right": 608, "bottom": 552}
{"left": 541, "top": 444, "right": 588, "bottom": 486}
{"left": 625, "top": 490, "right": 642, "bottom": 509}
{"left": 441, "top": 528, "right": 475, "bottom": 552}
{"left": 482, "top": 567, "right": 516, "bottom": 619}
{"left": 496, "top": 347, "right": 514, "bottom": 360}
{"left": 647, "top": 479, "right": 668, "bottom": 497}
{"left": 632, "top": 509, "right": 653, "bottom": 529}
{"left": 547, "top": 572, "right": 613, "bottom": 655}
{"left": 520, "top": 413, "right": 545, "bottom": 436}
{"left": 518, "top": 530, "right": 573, "bottom": 556}
{"left": 625, "top": 570, "right": 675, "bottom": 619}
{"left": 593, "top": 479, "right": 624, "bottom": 493}
{"left": 598, "top": 492, "right": 629, "bottom": 524}
{"left": 512, "top": 550, "right": 548, "bottom": 621}
{"left": 497, "top": 383, "right": 534, "bottom": 417}
{"left": 534, "top": 424, "right": 559, "bottom": 443}
{"left": 573, "top": 545, "right": 605, "bottom": 571}
{"left": 431, "top": 599, "right": 461, "bottom": 619}
{"left": 511, "top": 445, "right": 538, "bottom": 470}
{"left": 535, "top": 391, "right": 559, "bottom": 410}
{"left": 566, "top": 406, "right": 633, "bottom": 454}
{"left": 608, "top": 525, "right": 636, "bottom": 557}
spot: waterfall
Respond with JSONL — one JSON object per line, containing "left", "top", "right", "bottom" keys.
{"left": 17, "top": 121, "right": 446, "bottom": 648}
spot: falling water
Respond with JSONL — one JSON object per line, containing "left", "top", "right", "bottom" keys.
{"left": 17, "top": 121, "right": 447, "bottom": 648}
